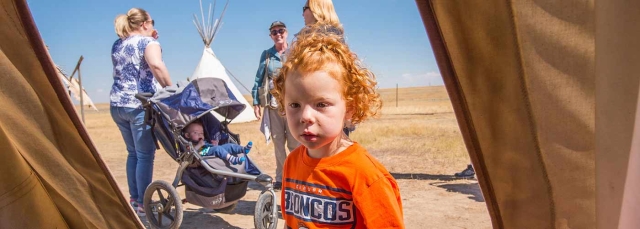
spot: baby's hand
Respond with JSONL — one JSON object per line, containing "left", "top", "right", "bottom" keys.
{"left": 210, "top": 140, "right": 219, "bottom": 146}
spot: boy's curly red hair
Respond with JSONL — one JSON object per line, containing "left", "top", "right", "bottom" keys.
{"left": 271, "top": 24, "right": 382, "bottom": 124}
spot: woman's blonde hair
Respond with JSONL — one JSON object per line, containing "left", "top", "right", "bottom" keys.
{"left": 114, "top": 8, "right": 149, "bottom": 39}
{"left": 308, "top": 0, "right": 343, "bottom": 31}
{"left": 271, "top": 25, "right": 382, "bottom": 125}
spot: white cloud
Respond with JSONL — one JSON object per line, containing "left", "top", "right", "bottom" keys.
{"left": 96, "top": 89, "right": 104, "bottom": 93}
{"left": 399, "top": 71, "right": 444, "bottom": 86}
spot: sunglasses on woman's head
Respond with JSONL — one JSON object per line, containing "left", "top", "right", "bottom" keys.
{"left": 270, "top": 28, "right": 286, "bottom": 36}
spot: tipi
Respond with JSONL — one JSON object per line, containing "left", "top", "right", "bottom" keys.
{"left": 55, "top": 64, "right": 99, "bottom": 112}
{"left": 190, "top": 0, "right": 257, "bottom": 123}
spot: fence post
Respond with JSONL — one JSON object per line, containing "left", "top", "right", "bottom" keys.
{"left": 396, "top": 83, "right": 398, "bottom": 107}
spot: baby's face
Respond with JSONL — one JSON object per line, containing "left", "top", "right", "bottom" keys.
{"left": 185, "top": 124, "right": 205, "bottom": 143}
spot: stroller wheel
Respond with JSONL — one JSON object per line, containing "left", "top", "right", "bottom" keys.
{"left": 143, "top": 180, "right": 183, "bottom": 229}
{"left": 254, "top": 191, "right": 278, "bottom": 229}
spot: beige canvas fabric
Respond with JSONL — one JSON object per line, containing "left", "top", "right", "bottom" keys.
{"left": 596, "top": 1, "right": 640, "bottom": 228}
{"left": 416, "top": 0, "right": 595, "bottom": 228}
{"left": 418, "top": 0, "right": 640, "bottom": 228}
{"left": 0, "top": 0, "right": 142, "bottom": 228}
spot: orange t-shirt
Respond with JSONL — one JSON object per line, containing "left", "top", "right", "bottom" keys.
{"left": 280, "top": 142, "right": 404, "bottom": 228}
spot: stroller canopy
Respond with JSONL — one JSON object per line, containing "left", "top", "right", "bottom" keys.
{"left": 150, "top": 78, "right": 246, "bottom": 130}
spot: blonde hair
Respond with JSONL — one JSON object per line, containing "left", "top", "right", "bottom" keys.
{"left": 114, "top": 8, "right": 149, "bottom": 39}
{"left": 308, "top": 0, "right": 343, "bottom": 31}
{"left": 272, "top": 25, "right": 381, "bottom": 124}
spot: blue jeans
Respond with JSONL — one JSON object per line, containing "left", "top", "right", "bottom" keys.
{"left": 110, "top": 106, "right": 156, "bottom": 205}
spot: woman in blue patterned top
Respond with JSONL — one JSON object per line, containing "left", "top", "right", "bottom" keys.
{"left": 111, "top": 7, "right": 172, "bottom": 217}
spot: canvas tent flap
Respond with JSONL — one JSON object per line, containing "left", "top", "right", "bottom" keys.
{"left": 416, "top": 0, "right": 594, "bottom": 228}
{"left": 0, "top": 105, "right": 68, "bottom": 228}
{"left": 596, "top": 1, "right": 640, "bottom": 228}
{"left": 0, "top": 0, "right": 142, "bottom": 228}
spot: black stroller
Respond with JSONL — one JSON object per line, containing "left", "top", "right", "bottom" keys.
{"left": 135, "top": 78, "right": 278, "bottom": 229}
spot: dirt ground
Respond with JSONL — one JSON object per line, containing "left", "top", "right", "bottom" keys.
{"left": 86, "top": 87, "right": 492, "bottom": 229}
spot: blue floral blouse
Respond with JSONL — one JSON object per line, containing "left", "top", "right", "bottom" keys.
{"left": 110, "top": 35, "right": 160, "bottom": 108}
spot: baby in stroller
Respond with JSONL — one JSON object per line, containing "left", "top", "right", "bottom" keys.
{"left": 183, "top": 120, "right": 253, "bottom": 165}
{"left": 136, "top": 77, "right": 278, "bottom": 229}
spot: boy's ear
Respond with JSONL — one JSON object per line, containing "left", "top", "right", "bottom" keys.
{"left": 345, "top": 103, "right": 355, "bottom": 120}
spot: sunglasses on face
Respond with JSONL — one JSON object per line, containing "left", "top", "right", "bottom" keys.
{"left": 146, "top": 19, "right": 155, "bottom": 26}
{"left": 270, "top": 28, "right": 286, "bottom": 36}
{"left": 302, "top": 6, "right": 310, "bottom": 13}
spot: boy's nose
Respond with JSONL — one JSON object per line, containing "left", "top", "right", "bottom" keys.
{"left": 300, "top": 105, "right": 315, "bottom": 124}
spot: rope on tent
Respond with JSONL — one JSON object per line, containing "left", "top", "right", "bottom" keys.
{"left": 224, "top": 67, "right": 252, "bottom": 94}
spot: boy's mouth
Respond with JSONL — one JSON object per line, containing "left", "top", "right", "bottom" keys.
{"left": 301, "top": 131, "right": 317, "bottom": 142}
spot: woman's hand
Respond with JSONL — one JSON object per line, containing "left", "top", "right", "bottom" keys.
{"left": 254, "top": 105, "right": 262, "bottom": 119}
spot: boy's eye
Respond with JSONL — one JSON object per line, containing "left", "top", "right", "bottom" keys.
{"left": 288, "top": 103, "right": 300, "bottom": 108}
{"left": 316, "top": 102, "right": 328, "bottom": 108}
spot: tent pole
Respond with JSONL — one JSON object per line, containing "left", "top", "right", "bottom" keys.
{"left": 78, "top": 56, "right": 85, "bottom": 124}
{"left": 68, "top": 55, "right": 85, "bottom": 123}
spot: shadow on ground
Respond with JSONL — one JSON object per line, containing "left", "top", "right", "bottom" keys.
{"left": 232, "top": 200, "right": 283, "bottom": 220}
{"left": 181, "top": 209, "right": 244, "bottom": 229}
{"left": 391, "top": 173, "right": 484, "bottom": 202}
{"left": 139, "top": 209, "right": 243, "bottom": 229}
{"left": 139, "top": 197, "right": 284, "bottom": 228}
{"left": 434, "top": 182, "right": 484, "bottom": 202}
{"left": 391, "top": 172, "right": 460, "bottom": 181}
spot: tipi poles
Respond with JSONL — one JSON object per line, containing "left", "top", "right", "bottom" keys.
{"left": 193, "top": 0, "right": 230, "bottom": 47}
{"left": 206, "top": 3, "right": 213, "bottom": 45}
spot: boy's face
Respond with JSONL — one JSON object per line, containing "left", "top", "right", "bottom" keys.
{"left": 284, "top": 69, "right": 351, "bottom": 154}
{"left": 184, "top": 123, "right": 205, "bottom": 144}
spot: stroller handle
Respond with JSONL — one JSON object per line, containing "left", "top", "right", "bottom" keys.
{"left": 176, "top": 135, "right": 193, "bottom": 149}
{"left": 135, "top": 92, "right": 154, "bottom": 103}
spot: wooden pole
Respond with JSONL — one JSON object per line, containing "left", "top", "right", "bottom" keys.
{"left": 69, "top": 56, "right": 85, "bottom": 123}
{"left": 78, "top": 59, "right": 84, "bottom": 124}
{"left": 68, "top": 56, "right": 84, "bottom": 81}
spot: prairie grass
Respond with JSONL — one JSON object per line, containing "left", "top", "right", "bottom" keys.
{"left": 83, "top": 86, "right": 470, "bottom": 178}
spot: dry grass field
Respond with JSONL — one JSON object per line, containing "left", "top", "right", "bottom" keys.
{"left": 81, "top": 86, "right": 491, "bottom": 228}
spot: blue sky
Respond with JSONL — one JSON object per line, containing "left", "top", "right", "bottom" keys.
{"left": 28, "top": 0, "right": 440, "bottom": 104}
